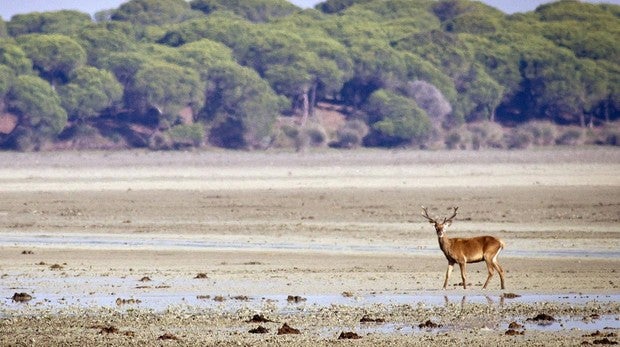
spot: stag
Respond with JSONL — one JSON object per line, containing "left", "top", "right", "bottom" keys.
{"left": 422, "top": 206, "right": 505, "bottom": 290}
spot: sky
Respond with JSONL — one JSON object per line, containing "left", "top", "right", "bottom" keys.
{"left": 0, "top": 0, "right": 618, "bottom": 20}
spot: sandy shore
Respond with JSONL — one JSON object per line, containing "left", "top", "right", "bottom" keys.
{"left": 0, "top": 148, "right": 619, "bottom": 346}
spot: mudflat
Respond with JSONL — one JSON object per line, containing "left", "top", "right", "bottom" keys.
{"left": 0, "top": 148, "right": 619, "bottom": 346}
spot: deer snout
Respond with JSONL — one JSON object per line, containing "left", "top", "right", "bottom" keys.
{"left": 434, "top": 223, "right": 445, "bottom": 237}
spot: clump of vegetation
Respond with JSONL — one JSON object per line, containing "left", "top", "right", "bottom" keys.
{"left": 587, "top": 122, "right": 620, "bottom": 146}
{"left": 168, "top": 123, "right": 205, "bottom": 148}
{"left": 330, "top": 119, "right": 369, "bottom": 149}
{"left": 467, "top": 121, "right": 505, "bottom": 149}
{"left": 445, "top": 126, "right": 472, "bottom": 150}
{"left": 555, "top": 126, "right": 584, "bottom": 146}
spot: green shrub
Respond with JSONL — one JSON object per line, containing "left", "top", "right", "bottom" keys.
{"left": 330, "top": 119, "right": 369, "bottom": 149}
{"left": 600, "top": 126, "right": 620, "bottom": 146}
{"left": 444, "top": 126, "right": 472, "bottom": 150}
{"left": 555, "top": 127, "right": 584, "bottom": 146}
{"left": 518, "top": 121, "right": 558, "bottom": 146}
{"left": 585, "top": 122, "right": 620, "bottom": 146}
{"left": 168, "top": 123, "right": 205, "bottom": 147}
{"left": 505, "top": 127, "right": 533, "bottom": 149}
{"left": 148, "top": 131, "right": 173, "bottom": 150}
{"left": 467, "top": 121, "right": 505, "bottom": 149}
{"left": 304, "top": 125, "right": 327, "bottom": 146}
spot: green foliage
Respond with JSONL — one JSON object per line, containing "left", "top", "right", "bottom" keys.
{"left": 78, "top": 26, "right": 136, "bottom": 66}
{"left": 0, "top": 0, "right": 618, "bottom": 150}
{"left": 111, "top": 0, "right": 198, "bottom": 25}
{"left": 535, "top": 0, "right": 616, "bottom": 22}
{"left": 0, "top": 18, "right": 7, "bottom": 37}
{"left": 7, "top": 11, "right": 92, "bottom": 36}
{"left": 0, "top": 64, "right": 13, "bottom": 96}
{"left": 317, "top": 0, "right": 374, "bottom": 14}
{"left": 178, "top": 39, "right": 234, "bottom": 73}
{"left": 201, "top": 62, "right": 288, "bottom": 148}
{"left": 363, "top": 89, "right": 431, "bottom": 146}
{"left": 330, "top": 119, "right": 369, "bottom": 149}
{"left": 190, "top": 0, "right": 299, "bottom": 22}
{"left": 129, "top": 60, "right": 203, "bottom": 119}
{"left": 98, "top": 52, "right": 150, "bottom": 88}
{"left": 467, "top": 121, "right": 504, "bottom": 149}
{"left": 516, "top": 121, "right": 558, "bottom": 146}
{"left": 8, "top": 75, "right": 67, "bottom": 137}
{"left": 17, "top": 34, "right": 86, "bottom": 84}
{"left": 58, "top": 66, "right": 123, "bottom": 120}
{"left": 0, "top": 39, "right": 32, "bottom": 74}
{"left": 542, "top": 21, "right": 619, "bottom": 63}
{"left": 555, "top": 126, "right": 584, "bottom": 146}
{"left": 433, "top": 0, "right": 504, "bottom": 34}
{"left": 167, "top": 123, "right": 205, "bottom": 147}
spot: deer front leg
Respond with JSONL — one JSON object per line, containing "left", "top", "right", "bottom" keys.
{"left": 458, "top": 262, "right": 467, "bottom": 289}
{"left": 443, "top": 262, "right": 454, "bottom": 289}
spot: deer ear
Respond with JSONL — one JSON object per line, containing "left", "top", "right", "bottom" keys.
{"left": 445, "top": 221, "right": 452, "bottom": 227}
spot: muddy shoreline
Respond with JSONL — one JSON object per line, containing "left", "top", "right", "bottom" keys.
{"left": 1, "top": 149, "right": 619, "bottom": 345}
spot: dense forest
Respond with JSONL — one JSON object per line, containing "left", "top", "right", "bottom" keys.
{"left": 0, "top": 0, "right": 618, "bottom": 151}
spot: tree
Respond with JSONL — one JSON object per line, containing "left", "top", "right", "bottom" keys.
{"left": 402, "top": 53, "right": 459, "bottom": 122}
{"left": 432, "top": 0, "right": 504, "bottom": 34}
{"left": 455, "top": 65, "right": 504, "bottom": 122}
{"left": 6, "top": 11, "right": 92, "bottom": 36}
{"left": 541, "top": 21, "right": 619, "bottom": 64}
{"left": 363, "top": 89, "right": 431, "bottom": 147}
{"left": 200, "top": 62, "right": 288, "bottom": 149}
{"left": 342, "top": 39, "right": 407, "bottom": 107}
{"left": 78, "top": 25, "right": 136, "bottom": 66}
{"left": 57, "top": 66, "right": 123, "bottom": 120}
{"left": 98, "top": 51, "right": 149, "bottom": 89}
{"left": 7, "top": 75, "right": 67, "bottom": 147}
{"left": 0, "top": 39, "right": 32, "bottom": 75}
{"left": 0, "top": 64, "right": 13, "bottom": 97}
{"left": 111, "top": 0, "right": 198, "bottom": 25}
{"left": 0, "top": 18, "right": 7, "bottom": 37}
{"left": 401, "top": 80, "right": 452, "bottom": 131}
{"left": 177, "top": 39, "right": 235, "bottom": 73}
{"left": 17, "top": 34, "right": 86, "bottom": 85}
{"left": 395, "top": 30, "right": 503, "bottom": 122}
{"left": 190, "top": 0, "right": 298, "bottom": 22}
{"left": 128, "top": 60, "right": 203, "bottom": 123}
{"left": 317, "top": 0, "right": 374, "bottom": 13}
{"left": 257, "top": 27, "right": 352, "bottom": 120}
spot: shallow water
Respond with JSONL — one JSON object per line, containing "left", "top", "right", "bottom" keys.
{"left": 4, "top": 294, "right": 618, "bottom": 333}
{"left": 2, "top": 232, "right": 619, "bottom": 258}
{"left": 3, "top": 290, "right": 618, "bottom": 314}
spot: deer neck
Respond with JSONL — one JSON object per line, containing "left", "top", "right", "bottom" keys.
{"left": 437, "top": 235, "right": 454, "bottom": 258}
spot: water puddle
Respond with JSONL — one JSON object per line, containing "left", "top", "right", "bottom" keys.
{"left": 2, "top": 289, "right": 618, "bottom": 334}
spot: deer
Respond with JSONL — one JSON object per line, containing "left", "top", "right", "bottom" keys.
{"left": 421, "top": 206, "right": 505, "bottom": 290}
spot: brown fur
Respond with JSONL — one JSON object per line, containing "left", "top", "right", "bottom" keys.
{"left": 422, "top": 206, "right": 506, "bottom": 290}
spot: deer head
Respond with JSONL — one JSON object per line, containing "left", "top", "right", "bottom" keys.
{"left": 421, "top": 206, "right": 458, "bottom": 237}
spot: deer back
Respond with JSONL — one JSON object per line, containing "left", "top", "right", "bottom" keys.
{"left": 441, "top": 236, "right": 502, "bottom": 263}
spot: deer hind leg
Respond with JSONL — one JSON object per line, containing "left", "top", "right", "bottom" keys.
{"left": 443, "top": 262, "right": 454, "bottom": 289}
{"left": 491, "top": 248, "right": 506, "bottom": 289}
{"left": 458, "top": 262, "right": 467, "bottom": 289}
{"left": 493, "top": 261, "right": 505, "bottom": 289}
{"left": 482, "top": 259, "right": 495, "bottom": 289}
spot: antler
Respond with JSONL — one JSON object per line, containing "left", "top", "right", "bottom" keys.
{"left": 443, "top": 206, "right": 459, "bottom": 223}
{"left": 421, "top": 206, "right": 436, "bottom": 223}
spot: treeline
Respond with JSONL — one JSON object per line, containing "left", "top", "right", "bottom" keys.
{"left": 0, "top": 0, "right": 618, "bottom": 151}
